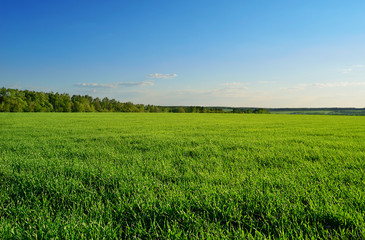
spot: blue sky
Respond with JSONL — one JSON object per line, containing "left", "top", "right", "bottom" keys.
{"left": 1, "top": 0, "right": 365, "bottom": 107}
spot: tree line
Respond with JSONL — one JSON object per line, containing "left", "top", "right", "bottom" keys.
{"left": 0, "top": 87, "right": 269, "bottom": 113}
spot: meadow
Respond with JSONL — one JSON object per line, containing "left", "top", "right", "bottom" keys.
{"left": 0, "top": 113, "right": 364, "bottom": 239}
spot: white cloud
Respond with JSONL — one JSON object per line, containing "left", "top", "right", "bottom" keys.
{"left": 258, "top": 81, "right": 277, "bottom": 84}
{"left": 77, "top": 81, "right": 154, "bottom": 88}
{"left": 222, "top": 82, "right": 248, "bottom": 86}
{"left": 211, "top": 87, "right": 249, "bottom": 97}
{"left": 284, "top": 81, "right": 365, "bottom": 90}
{"left": 341, "top": 64, "right": 365, "bottom": 74}
{"left": 341, "top": 68, "right": 353, "bottom": 74}
{"left": 148, "top": 73, "right": 178, "bottom": 79}
{"left": 173, "top": 86, "right": 249, "bottom": 98}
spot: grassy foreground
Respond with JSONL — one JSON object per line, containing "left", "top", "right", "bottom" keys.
{"left": 0, "top": 113, "right": 364, "bottom": 239}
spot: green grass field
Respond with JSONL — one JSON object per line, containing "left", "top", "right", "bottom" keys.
{"left": 1, "top": 113, "right": 364, "bottom": 239}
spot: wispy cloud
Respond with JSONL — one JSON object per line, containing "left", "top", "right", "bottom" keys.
{"left": 340, "top": 64, "right": 365, "bottom": 74}
{"left": 173, "top": 86, "right": 249, "bottom": 98}
{"left": 211, "top": 87, "right": 249, "bottom": 97}
{"left": 222, "top": 82, "right": 248, "bottom": 86}
{"left": 258, "top": 80, "right": 277, "bottom": 84}
{"left": 284, "top": 81, "right": 365, "bottom": 90}
{"left": 148, "top": 73, "right": 178, "bottom": 79}
{"left": 341, "top": 68, "right": 353, "bottom": 74}
{"left": 76, "top": 81, "right": 154, "bottom": 88}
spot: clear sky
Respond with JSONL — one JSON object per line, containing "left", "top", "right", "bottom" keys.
{"left": 1, "top": 0, "right": 365, "bottom": 107}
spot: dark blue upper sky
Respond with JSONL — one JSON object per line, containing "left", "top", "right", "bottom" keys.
{"left": 1, "top": 0, "right": 365, "bottom": 107}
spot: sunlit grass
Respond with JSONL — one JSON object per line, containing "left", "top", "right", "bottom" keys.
{"left": 0, "top": 113, "right": 364, "bottom": 239}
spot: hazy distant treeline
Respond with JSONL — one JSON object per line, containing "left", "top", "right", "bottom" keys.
{"left": 0, "top": 87, "right": 269, "bottom": 113}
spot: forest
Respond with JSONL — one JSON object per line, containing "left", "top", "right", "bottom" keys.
{"left": 0, "top": 87, "right": 269, "bottom": 114}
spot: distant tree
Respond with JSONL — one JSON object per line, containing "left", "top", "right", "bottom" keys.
{"left": 123, "top": 102, "right": 139, "bottom": 112}
{"left": 0, "top": 87, "right": 271, "bottom": 114}
{"left": 177, "top": 107, "right": 185, "bottom": 113}
{"left": 101, "top": 97, "right": 110, "bottom": 111}
{"left": 253, "top": 108, "right": 270, "bottom": 114}
{"left": 2, "top": 89, "right": 28, "bottom": 112}
{"left": 93, "top": 98, "right": 102, "bottom": 112}
{"left": 72, "top": 102, "right": 85, "bottom": 112}
{"left": 47, "top": 92, "right": 71, "bottom": 112}
{"left": 59, "top": 94, "right": 72, "bottom": 112}
{"left": 80, "top": 95, "right": 94, "bottom": 112}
